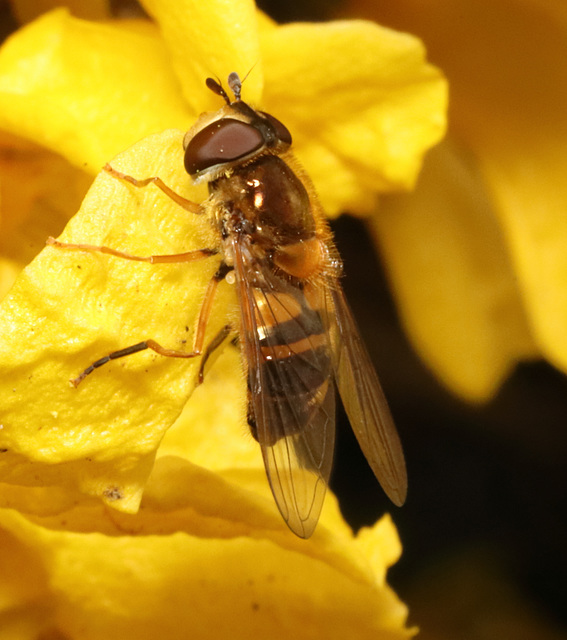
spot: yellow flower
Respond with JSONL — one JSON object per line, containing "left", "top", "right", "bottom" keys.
{"left": 348, "top": 0, "right": 567, "bottom": 401}
{"left": 0, "top": 0, "right": 446, "bottom": 636}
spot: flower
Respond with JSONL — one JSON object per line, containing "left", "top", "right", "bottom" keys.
{"left": 0, "top": 0, "right": 446, "bottom": 636}
{"left": 348, "top": 0, "right": 567, "bottom": 402}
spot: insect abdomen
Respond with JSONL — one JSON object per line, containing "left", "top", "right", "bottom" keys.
{"left": 247, "top": 285, "right": 333, "bottom": 445}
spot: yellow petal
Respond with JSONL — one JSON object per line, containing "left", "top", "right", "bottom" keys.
{"left": 0, "top": 458, "right": 410, "bottom": 640}
{"left": 407, "top": 0, "right": 567, "bottom": 378}
{"left": 352, "top": 0, "right": 567, "bottom": 390}
{"left": 260, "top": 19, "right": 447, "bottom": 215}
{"left": 142, "top": 0, "right": 263, "bottom": 111}
{"left": 0, "top": 9, "right": 193, "bottom": 172}
{"left": 288, "top": 135, "right": 380, "bottom": 218}
{"left": 11, "top": 0, "right": 111, "bottom": 23}
{"left": 355, "top": 515, "right": 403, "bottom": 586}
{"left": 0, "top": 524, "right": 52, "bottom": 638}
{"left": 0, "top": 131, "right": 92, "bottom": 294}
{"left": 0, "top": 259, "right": 21, "bottom": 301}
{"left": 0, "top": 129, "right": 226, "bottom": 510}
{"left": 371, "top": 141, "right": 537, "bottom": 401}
{"left": 460, "top": 29, "right": 567, "bottom": 377}
{"left": 158, "top": 345, "right": 260, "bottom": 470}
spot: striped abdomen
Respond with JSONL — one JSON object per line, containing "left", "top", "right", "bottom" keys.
{"left": 246, "top": 281, "right": 334, "bottom": 445}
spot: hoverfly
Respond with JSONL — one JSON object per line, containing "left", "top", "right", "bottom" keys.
{"left": 49, "top": 72, "right": 407, "bottom": 538}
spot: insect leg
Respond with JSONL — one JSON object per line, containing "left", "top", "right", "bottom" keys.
{"left": 103, "top": 164, "right": 201, "bottom": 214}
{"left": 187, "top": 262, "right": 232, "bottom": 362}
{"left": 71, "top": 262, "right": 232, "bottom": 387}
{"left": 197, "top": 324, "right": 233, "bottom": 385}
{"left": 71, "top": 341, "right": 151, "bottom": 387}
{"left": 47, "top": 237, "right": 218, "bottom": 264}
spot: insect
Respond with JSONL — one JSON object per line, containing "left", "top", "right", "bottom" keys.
{"left": 49, "top": 72, "right": 407, "bottom": 538}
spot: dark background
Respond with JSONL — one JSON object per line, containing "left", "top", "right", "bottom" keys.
{"left": 331, "top": 215, "right": 567, "bottom": 637}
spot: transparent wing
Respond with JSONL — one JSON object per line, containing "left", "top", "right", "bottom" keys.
{"left": 234, "top": 243, "right": 335, "bottom": 538}
{"left": 326, "top": 286, "right": 407, "bottom": 506}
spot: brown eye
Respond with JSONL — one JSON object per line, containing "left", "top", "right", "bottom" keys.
{"left": 184, "top": 119, "right": 264, "bottom": 176}
{"left": 259, "top": 112, "right": 292, "bottom": 146}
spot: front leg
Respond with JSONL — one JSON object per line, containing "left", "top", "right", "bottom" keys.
{"left": 47, "top": 160, "right": 213, "bottom": 262}
{"left": 103, "top": 164, "right": 202, "bottom": 215}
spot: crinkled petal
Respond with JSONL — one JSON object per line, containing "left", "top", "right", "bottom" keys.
{"left": 260, "top": 19, "right": 447, "bottom": 215}
{"left": 371, "top": 141, "right": 537, "bottom": 400}
{"left": 142, "top": 0, "right": 263, "bottom": 111}
{"left": 0, "top": 9, "right": 193, "bottom": 172}
{"left": 0, "top": 457, "right": 411, "bottom": 640}
{"left": 0, "top": 130, "right": 225, "bottom": 511}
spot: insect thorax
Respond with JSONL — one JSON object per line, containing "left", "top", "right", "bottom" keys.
{"left": 211, "top": 154, "right": 317, "bottom": 249}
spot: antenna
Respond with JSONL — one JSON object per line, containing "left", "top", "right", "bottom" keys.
{"left": 227, "top": 72, "right": 242, "bottom": 101}
{"left": 205, "top": 77, "right": 230, "bottom": 105}
{"left": 207, "top": 66, "right": 257, "bottom": 104}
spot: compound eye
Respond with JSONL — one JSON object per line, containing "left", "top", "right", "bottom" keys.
{"left": 259, "top": 112, "right": 292, "bottom": 146}
{"left": 184, "top": 118, "right": 264, "bottom": 176}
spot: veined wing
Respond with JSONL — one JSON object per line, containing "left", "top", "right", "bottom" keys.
{"left": 326, "top": 286, "right": 407, "bottom": 506}
{"left": 233, "top": 241, "right": 335, "bottom": 538}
